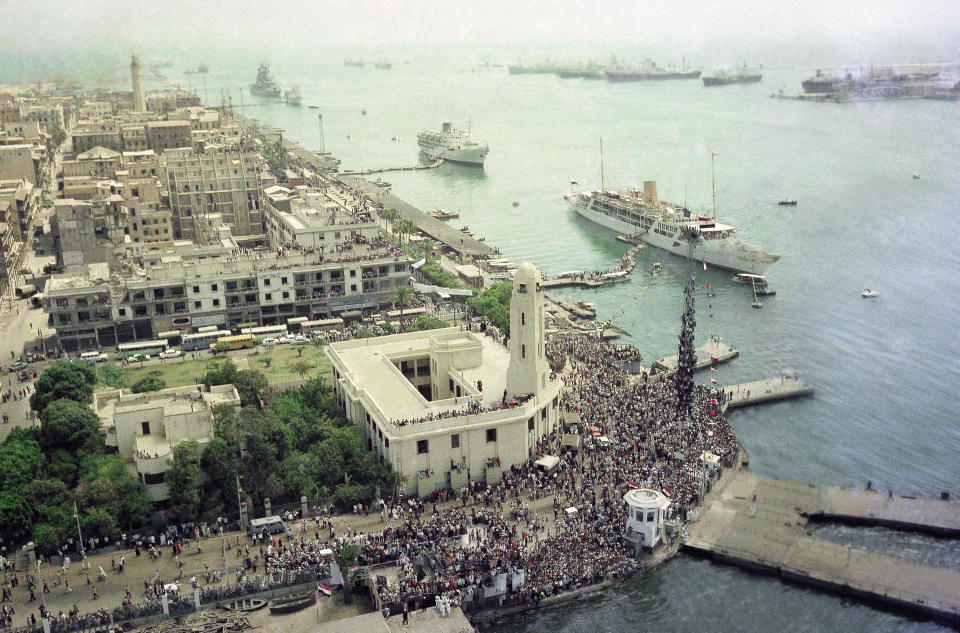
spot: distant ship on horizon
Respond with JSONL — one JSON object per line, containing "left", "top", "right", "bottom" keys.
{"left": 703, "top": 64, "right": 763, "bottom": 86}
{"left": 605, "top": 59, "right": 702, "bottom": 82}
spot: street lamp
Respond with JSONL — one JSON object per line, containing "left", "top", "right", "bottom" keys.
{"left": 73, "top": 500, "right": 85, "bottom": 558}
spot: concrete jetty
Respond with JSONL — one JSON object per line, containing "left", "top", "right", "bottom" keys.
{"left": 544, "top": 293, "right": 596, "bottom": 320}
{"left": 541, "top": 242, "right": 646, "bottom": 290}
{"left": 684, "top": 470, "right": 960, "bottom": 625}
{"left": 339, "top": 175, "right": 497, "bottom": 259}
{"left": 721, "top": 375, "right": 814, "bottom": 410}
{"left": 340, "top": 159, "right": 443, "bottom": 176}
{"left": 654, "top": 336, "right": 738, "bottom": 373}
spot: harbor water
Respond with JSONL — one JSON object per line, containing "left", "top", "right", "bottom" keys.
{"left": 182, "top": 61, "right": 959, "bottom": 631}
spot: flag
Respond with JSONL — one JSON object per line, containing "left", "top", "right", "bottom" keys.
{"left": 710, "top": 378, "right": 717, "bottom": 384}
{"left": 702, "top": 257, "right": 707, "bottom": 271}
{"left": 705, "top": 283, "right": 710, "bottom": 289}
{"left": 712, "top": 151, "right": 718, "bottom": 156}
{"left": 569, "top": 177, "right": 579, "bottom": 185}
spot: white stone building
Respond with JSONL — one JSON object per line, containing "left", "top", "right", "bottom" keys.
{"left": 93, "top": 384, "right": 240, "bottom": 501}
{"left": 326, "top": 263, "right": 564, "bottom": 496}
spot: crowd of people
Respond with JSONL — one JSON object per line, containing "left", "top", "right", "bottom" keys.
{"left": 391, "top": 393, "right": 534, "bottom": 427}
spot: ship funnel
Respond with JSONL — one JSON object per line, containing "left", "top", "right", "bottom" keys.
{"left": 643, "top": 181, "right": 658, "bottom": 204}
{"left": 442, "top": 122, "right": 452, "bottom": 133}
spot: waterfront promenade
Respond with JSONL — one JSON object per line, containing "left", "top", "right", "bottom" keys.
{"left": 684, "top": 469, "right": 960, "bottom": 625}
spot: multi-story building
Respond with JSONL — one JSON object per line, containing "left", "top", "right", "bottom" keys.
{"left": 144, "top": 120, "right": 192, "bottom": 152}
{"left": 2, "top": 121, "right": 43, "bottom": 143}
{"left": 164, "top": 148, "right": 262, "bottom": 240}
{"left": 0, "top": 98, "right": 20, "bottom": 124}
{"left": 22, "top": 104, "right": 64, "bottom": 130}
{"left": 120, "top": 149, "right": 160, "bottom": 178}
{"left": 62, "top": 146, "right": 123, "bottom": 179}
{"left": 0, "top": 200, "right": 18, "bottom": 295}
{"left": 71, "top": 121, "right": 121, "bottom": 154}
{"left": 264, "top": 185, "right": 379, "bottom": 251}
{"left": 0, "top": 179, "right": 38, "bottom": 239}
{"left": 52, "top": 196, "right": 127, "bottom": 267}
{"left": 119, "top": 124, "right": 148, "bottom": 151}
{"left": 92, "top": 384, "right": 241, "bottom": 501}
{"left": 326, "top": 263, "right": 563, "bottom": 496}
{"left": 0, "top": 144, "right": 37, "bottom": 184}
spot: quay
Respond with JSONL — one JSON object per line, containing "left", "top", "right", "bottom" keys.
{"left": 653, "top": 336, "right": 738, "bottom": 373}
{"left": 684, "top": 469, "right": 960, "bottom": 626}
{"left": 544, "top": 293, "right": 596, "bottom": 320}
{"left": 541, "top": 242, "right": 646, "bottom": 289}
{"left": 339, "top": 175, "right": 497, "bottom": 260}
{"left": 340, "top": 159, "right": 443, "bottom": 176}
{"left": 721, "top": 375, "right": 814, "bottom": 410}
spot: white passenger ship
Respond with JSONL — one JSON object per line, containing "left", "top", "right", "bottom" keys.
{"left": 416, "top": 122, "right": 489, "bottom": 166}
{"left": 565, "top": 181, "right": 779, "bottom": 273}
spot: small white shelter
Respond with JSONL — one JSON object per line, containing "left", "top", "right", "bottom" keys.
{"left": 623, "top": 488, "right": 671, "bottom": 552}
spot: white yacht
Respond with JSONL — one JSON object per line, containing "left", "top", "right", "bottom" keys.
{"left": 565, "top": 181, "right": 779, "bottom": 274}
{"left": 416, "top": 122, "right": 489, "bottom": 166}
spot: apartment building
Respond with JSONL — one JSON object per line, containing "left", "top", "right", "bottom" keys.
{"left": 144, "top": 120, "right": 192, "bottom": 152}
{"left": 164, "top": 148, "right": 263, "bottom": 240}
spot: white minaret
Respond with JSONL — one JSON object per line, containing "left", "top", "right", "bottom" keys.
{"left": 130, "top": 54, "right": 146, "bottom": 112}
{"left": 506, "top": 262, "right": 549, "bottom": 397}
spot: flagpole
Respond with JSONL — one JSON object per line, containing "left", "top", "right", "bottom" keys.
{"left": 600, "top": 137, "right": 605, "bottom": 192}
{"left": 711, "top": 152, "right": 717, "bottom": 222}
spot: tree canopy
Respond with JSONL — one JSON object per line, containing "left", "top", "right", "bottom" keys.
{"left": 30, "top": 361, "right": 97, "bottom": 412}
{"left": 467, "top": 281, "right": 512, "bottom": 334}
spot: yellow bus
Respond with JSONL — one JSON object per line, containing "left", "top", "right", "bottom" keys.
{"left": 211, "top": 334, "right": 255, "bottom": 351}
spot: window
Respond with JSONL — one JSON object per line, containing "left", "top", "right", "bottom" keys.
{"left": 541, "top": 408, "right": 547, "bottom": 420}
{"left": 449, "top": 378, "right": 454, "bottom": 392}
{"left": 143, "top": 472, "right": 165, "bottom": 485}
{"left": 350, "top": 270, "right": 356, "bottom": 277}
{"left": 417, "top": 439, "right": 429, "bottom": 454}
{"left": 384, "top": 437, "right": 389, "bottom": 448}
{"left": 350, "top": 284, "right": 356, "bottom": 292}
{"left": 528, "top": 418, "right": 534, "bottom": 431}
{"left": 647, "top": 512, "right": 655, "bottom": 522}
{"left": 118, "top": 308, "right": 126, "bottom": 316}
{"left": 141, "top": 421, "right": 150, "bottom": 435}
{"left": 518, "top": 283, "right": 527, "bottom": 293}
{"left": 194, "top": 301, "right": 202, "bottom": 309}
{"left": 212, "top": 299, "right": 220, "bottom": 307}
{"left": 211, "top": 283, "right": 218, "bottom": 291}
{"left": 263, "top": 278, "right": 271, "bottom": 286}
{"left": 521, "top": 344, "right": 526, "bottom": 359}
{"left": 486, "top": 429, "right": 497, "bottom": 443}
{"left": 265, "top": 293, "right": 272, "bottom": 301}
{"left": 281, "top": 277, "right": 288, "bottom": 284}
{"left": 451, "top": 434, "right": 460, "bottom": 449}
{"left": 193, "top": 285, "right": 200, "bottom": 293}
{"left": 521, "top": 312, "right": 525, "bottom": 326}
{"left": 282, "top": 291, "right": 289, "bottom": 299}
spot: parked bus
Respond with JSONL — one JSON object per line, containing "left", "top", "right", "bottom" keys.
{"left": 286, "top": 316, "right": 307, "bottom": 332}
{"left": 212, "top": 334, "right": 255, "bottom": 351}
{"left": 181, "top": 329, "right": 231, "bottom": 351}
{"left": 301, "top": 318, "right": 344, "bottom": 333}
{"left": 197, "top": 325, "right": 220, "bottom": 334}
{"left": 117, "top": 340, "right": 167, "bottom": 359}
{"left": 240, "top": 324, "right": 288, "bottom": 338}
{"left": 78, "top": 351, "right": 109, "bottom": 365}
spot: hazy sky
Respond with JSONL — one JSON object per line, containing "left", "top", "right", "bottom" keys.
{"left": 2, "top": 0, "right": 958, "bottom": 80}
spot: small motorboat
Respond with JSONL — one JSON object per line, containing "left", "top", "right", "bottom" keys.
{"left": 308, "top": 105, "right": 319, "bottom": 109}
{"left": 912, "top": 173, "right": 921, "bottom": 179}
{"left": 778, "top": 199, "right": 798, "bottom": 206}
{"left": 651, "top": 262, "right": 663, "bottom": 273}
{"left": 861, "top": 289, "right": 879, "bottom": 298}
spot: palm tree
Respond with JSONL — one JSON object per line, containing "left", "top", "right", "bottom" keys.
{"left": 291, "top": 359, "right": 312, "bottom": 379}
{"left": 421, "top": 239, "right": 436, "bottom": 263}
{"left": 394, "top": 286, "right": 411, "bottom": 330}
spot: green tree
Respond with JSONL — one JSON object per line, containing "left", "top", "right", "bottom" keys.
{"left": 467, "top": 281, "right": 513, "bottom": 334}
{"left": 407, "top": 315, "right": 449, "bottom": 332}
{"left": 167, "top": 440, "right": 202, "bottom": 521}
{"left": 291, "top": 359, "right": 312, "bottom": 379}
{"left": 30, "top": 362, "right": 97, "bottom": 412}
{"left": 96, "top": 363, "right": 128, "bottom": 388}
{"left": 79, "top": 506, "right": 117, "bottom": 542}
{"left": 393, "top": 286, "right": 411, "bottom": 327}
{"left": 132, "top": 376, "right": 166, "bottom": 393}
{"left": 38, "top": 398, "right": 104, "bottom": 455}
{"left": 200, "top": 436, "right": 239, "bottom": 507}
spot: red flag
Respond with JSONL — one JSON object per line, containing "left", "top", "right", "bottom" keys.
{"left": 705, "top": 283, "right": 710, "bottom": 289}
{"left": 710, "top": 378, "right": 717, "bottom": 384}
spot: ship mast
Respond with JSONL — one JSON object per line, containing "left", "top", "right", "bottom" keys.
{"left": 711, "top": 151, "right": 717, "bottom": 221}
{"left": 600, "top": 137, "right": 605, "bottom": 192}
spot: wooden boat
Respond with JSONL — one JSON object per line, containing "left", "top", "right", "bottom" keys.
{"left": 222, "top": 598, "right": 267, "bottom": 612}
{"left": 269, "top": 591, "right": 316, "bottom": 615}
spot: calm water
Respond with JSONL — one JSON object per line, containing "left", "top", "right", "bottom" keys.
{"left": 183, "top": 61, "right": 959, "bottom": 631}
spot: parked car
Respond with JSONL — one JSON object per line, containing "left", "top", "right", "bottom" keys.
{"left": 277, "top": 336, "right": 292, "bottom": 345}
{"left": 9, "top": 361, "right": 27, "bottom": 372}
{"left": 291, "top": 335, "right": 309, "bottom": 344}
{"left": 159, "top": 350, "right": 183, "bottom": 359}
{"left": 261, "top": 338, "right": 278, "bottom": 347}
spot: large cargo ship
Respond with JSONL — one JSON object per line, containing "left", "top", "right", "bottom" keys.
{"left": 605, "top": 60, "right": 701, "bottom": 82}
{"left": 250, "top": 64, "right": 281, "bottom": 98}
{"left": 565, "top": 181, "right": 779, "bottom": 273}
{"left": 417, "top": 122, "right": 489, "bottom": 167}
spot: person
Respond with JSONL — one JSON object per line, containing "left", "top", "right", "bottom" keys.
{"left": 402, "top": 603, "right": 408, "bottom": 626}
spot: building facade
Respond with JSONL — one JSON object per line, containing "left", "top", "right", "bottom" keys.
{"left": 326, "top": 263, "right": 564, "bottom": 496}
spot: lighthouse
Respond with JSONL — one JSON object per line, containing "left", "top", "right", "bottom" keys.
{"left": 130, "top": 54, "right": 146, "bottom": 112}
{"left": 506, "top": 262, "right": 549, "bottom": 397}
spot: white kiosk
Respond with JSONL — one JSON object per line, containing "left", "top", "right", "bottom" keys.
{"left": 623, "top": 488, "right": 671, "bottom": 553}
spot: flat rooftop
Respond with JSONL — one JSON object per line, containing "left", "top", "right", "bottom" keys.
{"left": 95, "top": 385, "right": 239, "bottom": 422}
{"left": 329, "top": 328, "right": 510, "bottom": 422}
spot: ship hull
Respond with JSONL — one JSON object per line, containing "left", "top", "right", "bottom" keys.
{"left": 702, "top": 75, "right": 762, "bottom": 86}
{"left": 250, "top": 86, "right": 281, "bottom": 98}
{"left": 605, "top": 70, "right": 702, "bottom": 82}
{"left": 568, "top": 197, "right": 773, "bottom": 274}
{"left": 417, "top": 144, "right": 487, "bottom": 167}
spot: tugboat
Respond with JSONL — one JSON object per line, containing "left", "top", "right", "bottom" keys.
{"left": 250, "top": 64, "right": 282, "bottom": 98}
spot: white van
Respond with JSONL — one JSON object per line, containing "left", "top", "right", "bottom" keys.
{"left": 248, "top": 515, "right": 286, "bottom": 536}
